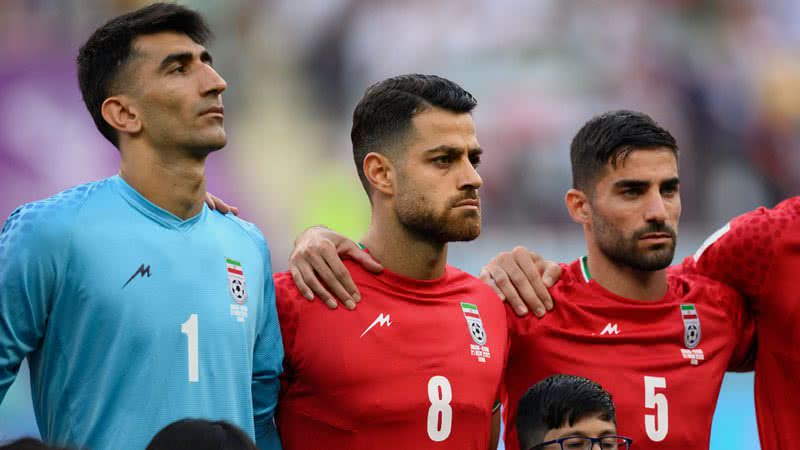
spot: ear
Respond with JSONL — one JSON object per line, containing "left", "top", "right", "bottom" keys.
{"left": 363, "top": 152, "right": 395, "bottom": 197}
{"left": 101, "top": 95, "right": 142, "bottom": 137}
{"left": 565, "top": 188, "right": 591, "bottom": 225}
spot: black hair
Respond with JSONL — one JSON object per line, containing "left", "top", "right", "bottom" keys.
{"left": 571, "top": 110, "right": 678, "bottom": 192}
{"left": 517, "top": 374, "right": 616, "bottom": 449}
{"left": 146, "top": 419, "right": 258, "bottom": 450}
{"left": 350, "top": 74, "right": 477, "bottom": 194}
{"left": 76, "top": 2, "right": 212, "bottom": 147}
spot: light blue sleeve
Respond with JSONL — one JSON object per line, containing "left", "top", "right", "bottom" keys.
{"left": 0, "top": 205, "right": 63, "bottom": 402}
{"left": 251, "top": 232, "right": 284, "bottom": 450}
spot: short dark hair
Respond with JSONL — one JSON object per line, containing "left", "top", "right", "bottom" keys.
{"left": 350, "top": 74, "right": 477, "bottom": 194}
{"left": 570, "top": 110, "right": 678, "bottom": 192}
{"left": 146, "top": 419, "right": 258, "bottom": 450}
{"left": 517, "top": 374, "right": 616, "bottom": 449}
{"left": 76, "top": 2, "right": 212, "bottom": 148}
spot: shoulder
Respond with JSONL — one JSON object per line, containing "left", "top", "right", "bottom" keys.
{"left": 1, "top": 178, "right": 111, "bottom": 250}
{"left": 668, "top": 271, "right": 744, "bottom": 310}
{"left": 217, "top": 214, "right": 272, "bottom": 263}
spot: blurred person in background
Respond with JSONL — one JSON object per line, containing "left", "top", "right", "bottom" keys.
{"left": 516, "top": 375, "right": 631, "bottom": 450}
{"left": 0, "top": 3, "right": 282, "bottom": 449}
{"left": 274, "top": 74, "right": 507, "bottom": 450}
{"left": 285, "top": 110, "right": 755, "bottom": 450}
{"left": 146, "top": 419, "right": 258, "bottom": 450}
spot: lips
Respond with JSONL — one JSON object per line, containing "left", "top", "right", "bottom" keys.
{"left": 454, "top": 199, "right": 480, "bottom": 208}
{"left": 201, "top": 106, "right": 224, "bottom": 116}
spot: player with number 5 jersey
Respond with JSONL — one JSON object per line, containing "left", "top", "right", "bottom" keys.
{"left": 274, "top": 75, "right": 507, "bottom": 450}
{"left": 500, "top": 111, "right": 754, "bottom": 450}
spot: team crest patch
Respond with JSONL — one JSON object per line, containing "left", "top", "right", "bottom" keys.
{"left": 461, "top": 302, "right": 491, "bottom": 363}
{"left": 680, "top": 304, "right": 701, "bottom": 349}
{"left": 227, "top": 257, "right": 248, "bottom": 322}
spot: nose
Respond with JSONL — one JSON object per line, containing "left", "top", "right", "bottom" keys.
{"left": 644, "top": 191, "right": 668, "bottom": 223}
{"left": 459, "top": 159, "right": 483, "bottom": 191}
{"left": 202, "top": 64, "right": 227, "bottom": 96}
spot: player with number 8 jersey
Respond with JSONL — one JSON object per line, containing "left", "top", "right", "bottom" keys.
{"left": 275, "top": 262, "right": 507, "bottom": 449}
{"left": 275, "top": 74, "right": 507, "bottom": 449}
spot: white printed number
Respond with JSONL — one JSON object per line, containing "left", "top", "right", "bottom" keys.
{"left": 644, "top": 376, "right": 668, "bottom": 441}
{"left": 181, "top": 314, "right": 199, "bottom": 383}
{"left": 427, "top": 376, "right": 452, "bottom": 442}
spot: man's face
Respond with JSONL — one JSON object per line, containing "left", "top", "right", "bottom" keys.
{"left": 538, "top": 415, "right": 619, "bottom": 450}
{"left": 588, "top": 148, "right": 680, "bottom": 271}
{"left": 125, "top": 31, "right": 227, "bottom": 154}
{"left": 393, "top": 106, "right": 483, "bottom": 243}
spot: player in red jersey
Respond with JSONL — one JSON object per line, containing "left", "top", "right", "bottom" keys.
{"left": 499, "top": 110, "right": 754, "bottom": 450}
{"left": 285, "top": 110, "right": 754, "bottom": 450}
{"left": 274, "top": 74, "right": 507, "bottom": 450}
{"left": 673, "top": 196, "right": 799, "bottom": 450}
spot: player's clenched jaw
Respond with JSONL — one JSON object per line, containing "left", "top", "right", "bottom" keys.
{"left": 394, "top": 107, "right": 483, "bottom": 244}
{"left": 588, "top": 149, "right": 680, "bottom": 271}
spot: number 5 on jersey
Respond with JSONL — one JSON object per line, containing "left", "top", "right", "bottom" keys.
{"left": 644, "top": 376, "right": 668, "bottom": 441}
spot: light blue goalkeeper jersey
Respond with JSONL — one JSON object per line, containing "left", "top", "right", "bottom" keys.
{"left": 0, "top": 175, "right": 283, "bottom": 450}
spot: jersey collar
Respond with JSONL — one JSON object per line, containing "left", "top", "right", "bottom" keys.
{"left": 111, "top": 175, "right": 206, "bottom": 232}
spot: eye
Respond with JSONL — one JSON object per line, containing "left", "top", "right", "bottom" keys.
{"left": 432, "top": 155, "right": 452, "bottom": 165}
{"left": 622, "top": 189, "right": 641, "bottom": 198}
{"left": 469, "top": 154, "right": 482, "bottom": 168}
{"left": 170, "top": 65, "right": 187, "bottom": 74}
{"left": 661, "top": 184, "right": 679, "bottom": 196}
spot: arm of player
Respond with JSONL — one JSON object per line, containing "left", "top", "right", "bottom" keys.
{"left": 489, "top": 405, "right": 501, "bottom": 450}
{"left": 0, "top": 207, "right": 57, "bottom": 402}
{"left": 288, "top": 225, "right": 383, "bottom": 309}
{"left": 253, "top": 248, "right": 284, "bottom": 450}
{"left": 478, "top": 247, "right": 562, "bottom": 318}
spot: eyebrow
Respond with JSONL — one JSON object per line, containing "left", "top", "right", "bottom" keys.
{"left": 613, "top": 176, "right": 679, "bottom": 190}
{"left": 158, "top": 49, "right": 212, "bottom": 71}
{"left": 422, "top": 145, "right": 483, "bottom": 156}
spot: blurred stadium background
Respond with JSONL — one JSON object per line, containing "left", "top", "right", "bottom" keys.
{"left": 3, "top": 0, "right": 800, "bottom": 447}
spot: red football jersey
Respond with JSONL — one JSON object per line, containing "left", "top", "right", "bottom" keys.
{"left": 274, "top": 261, "right": 508, "bottom": 450}
{"left": 680, "top": 196, "right": 800, "bottom": 450}
{"left": 503, "top": 258, "right": 754, "bottom": 450}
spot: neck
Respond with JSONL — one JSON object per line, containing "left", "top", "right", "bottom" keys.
{"left": 119, "top": 141, "right": 208, "bottom": 219}
{"left": 361, "top": 210, "right": 448, "bottom": 280}
{"left": 584, "top": 243, "right": 668, "bottom": 301}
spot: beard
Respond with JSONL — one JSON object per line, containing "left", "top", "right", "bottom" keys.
{"left": 394, "top": 183, "right": 481, "bottom": 244}
{"left": 593, "top": 212, "right": 677, "bottom": 271}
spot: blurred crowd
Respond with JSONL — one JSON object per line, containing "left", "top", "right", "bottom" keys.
{"left": 2, "top": 0, "right": 799, "bottom": 258}
{"left": 1, "top": 1, "right": 790, "bottom": 447}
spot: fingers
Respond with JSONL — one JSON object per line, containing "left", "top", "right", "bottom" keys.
{"left": 344, "top": 244, "right": 384, "bottom": 273}
{"left": 479, "top": 267, "right": 505, "bottom": 301}
{"left": 205, "top": 193, "right": 239, "bottom": 215}
{"left": 499, "top": 251, "right": 547, "bottom": 317}
{"left": 318, "top": 243, "right": 360, "bottom": 309}
{"left": 486, "top": 261, "right": 529, "bottom": 317}
{"left": 517, "top": 249, "right": 553, "bottom": 313}
{"left": 290, "top": 257, "right": 337, "bottom": 309}
{"left": 541, "top": 261, "right": 563, "bottom": 288}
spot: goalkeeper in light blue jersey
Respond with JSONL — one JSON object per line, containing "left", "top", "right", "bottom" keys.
{"left": 0, "top": 4, "right": 282, "bottom": 449}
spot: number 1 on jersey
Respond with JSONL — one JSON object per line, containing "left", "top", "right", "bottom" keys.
{"left": 644, "top": 376, "right": 668, "bottom": 441}
{"left": 427, "top": 376, "right": 452, "bottom": 441}
{"left": 181, "top": 314, "right": 199, "bottom": 383}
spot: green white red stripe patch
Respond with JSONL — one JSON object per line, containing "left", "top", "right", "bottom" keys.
{"left": 461, "top": 302, "right": 481, "bottom": 319}
{"left": 226, "top": 258, "right": 243, "bottom": 276}
{"left": 681, "top": 304, "right": 698, "bottom": 320}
